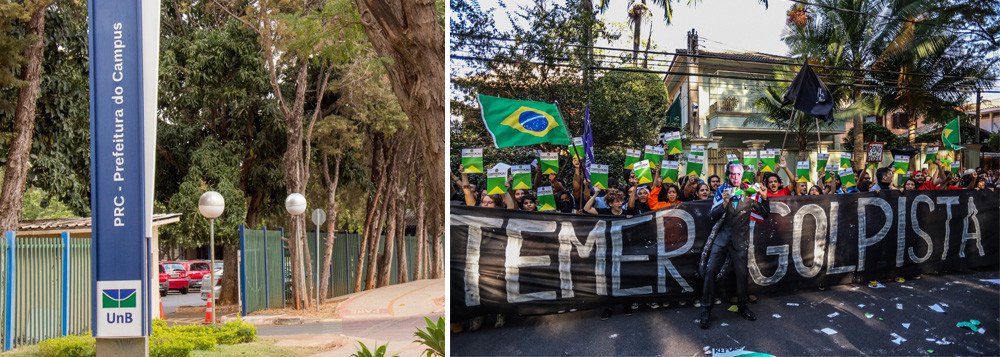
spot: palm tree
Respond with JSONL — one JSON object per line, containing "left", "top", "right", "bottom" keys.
{"left": 782, "top": 0, "right": 996, "bottom": 168}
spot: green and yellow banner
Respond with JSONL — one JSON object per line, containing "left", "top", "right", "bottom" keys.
{"left": 537, "top": 186, "right": 557, "bottom": 211}
{"left": 539, "top": 152, "right": 559, "bottom": 175}
{"left": 664, "top": 131, "right": 683, "bottom": 155}
{"left": 624, "top": 149, "right": 642, "bottom": 170}
{"left": 893, "top": 155, "right": 909, "bottom": 175}
{"left": 461, "top": 148, "right": 483, "bottom": 174}
{"left": 686, "top": 154, "right": 704, "bottom": 177}
{"left": 796, "top": 161, "right": 811, "bottom": 183}
{"left": 643, "top": 145, "right": 665, "bottom": 168}
{"left": 568, "top": 137, "right": 585, "bottom": 159}
{"left": 742, "top": 151, "right": 758, "bottom": 183}
{"left": 591, "top": 164, "right": 609, "bottom": 190}
{"left": 924, "top": 147, "right": 939, "bottom": 164}
{"left": 839, "top": 168, "right": 857, "bottom": 188}
{"left": 486, "top": 168, "right": 508, "bottom": 195}
{"left": 840, "top": 152, "right": 853, "bottom": 169}
{"left": 634, "top": 160, "right": 653, "bottom": 184}
{"left": 817, "top": 153, "right": 829, "bottom": 170}
{"left": 661, "top": 160, "right": 679, "bottom": 184}
{"left": 511, "top": 165, "right": 532, "bottom": 190}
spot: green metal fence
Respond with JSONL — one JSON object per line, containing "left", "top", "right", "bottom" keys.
{"left": 240, "top": 226, "right": 431, "bottom": 316}
{"left": 239, "top": 226, "right": 285, "bottom": 316}
{"left": 0, "top": 232, "right": 92, "bottom": 351}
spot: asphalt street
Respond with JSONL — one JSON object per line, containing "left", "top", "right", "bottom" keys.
{"left": 255, "top": 316, "right": 432, "bottom": 341}
{"left": 162, "top": 288, "right": 205, "bottom": 315}
{"left": 451, "top": 269, "right": 1000, "bottom": 356}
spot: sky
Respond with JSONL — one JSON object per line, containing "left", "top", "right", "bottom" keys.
{"left": 479, "top": 0, "right": 794, "bottom": 56}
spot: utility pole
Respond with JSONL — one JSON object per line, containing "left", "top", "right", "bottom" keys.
{"left": 976, "top": 88, "right": 982, "bottom": 143}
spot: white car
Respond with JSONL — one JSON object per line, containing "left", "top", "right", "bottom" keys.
{"left": 200, "top": 269, "right": 223, "bottom": 301}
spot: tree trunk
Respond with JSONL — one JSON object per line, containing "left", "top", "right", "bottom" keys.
{"left": 432, "top": 208, "right": 443, "bottom": 279}
{"left": 631, "top": 5, "right": 641, "bottom": 66}
{"left": 369, "top": 137, "right": 401, "bottom": 288}
{"left": 319, "top": 154, "right": 340, "bottom": 301}
{"left": 220, "top": 244, "right": 239, "bottom": 304}
{"left": 0, "top": 4, "right": 46, "bottom": 232}
{"left": 355, "top": 136, "right": 387, "bottom": 292}
{"left": 352, "top": 0, "right": 445, "bottom": 213}
{"left": 414, "top": 174, "right": 426, "bottom": 280}
{"left": 395, "top": 201, "right": 408, "bottom": 283}
{"left": 376, "top": 193, "right": 397, "bottom": 288}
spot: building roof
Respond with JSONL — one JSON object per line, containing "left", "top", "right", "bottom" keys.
{"left": 17, "top": 213, "right": 182, "bottom": 236}
{"left": 663, "top": 49, "right": 791, "bottom": 91}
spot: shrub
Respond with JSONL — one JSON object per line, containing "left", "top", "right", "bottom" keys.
{"left": 351, "top": 341, "right": 389, "bottom": 357}
{"left": 215, "top": 321, "right": 257, "bottom": 345}
{"left": 37, "top": 335, "right": 96, "bottom": 357}
{"left": 149, "top": 336, "right": 195, "bottom": 357}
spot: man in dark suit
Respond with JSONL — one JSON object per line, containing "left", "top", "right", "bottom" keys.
{"left": 699, "top": 162, "right": 769, "bottom": 329}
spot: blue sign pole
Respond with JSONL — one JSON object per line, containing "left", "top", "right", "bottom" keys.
{"left": 87, "top": 0, "right": 151, "bottom": 339}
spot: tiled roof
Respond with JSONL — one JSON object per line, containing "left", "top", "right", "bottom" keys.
{"left": 18, "top": 213, "right": 182, "bottom": 232}
{"left": 676, "top": 49, "right": 792, "bottom": 64}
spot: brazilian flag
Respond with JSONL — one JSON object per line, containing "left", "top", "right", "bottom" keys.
{"left": 942, "top": 117, "right": 963, "bottom": 151}
{"left": 478, "top": 94, "right": 571, "bottom": 148}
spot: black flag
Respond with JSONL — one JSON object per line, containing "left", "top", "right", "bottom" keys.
{"left": 783, "top": 63, "right": 834, "bottom": 124}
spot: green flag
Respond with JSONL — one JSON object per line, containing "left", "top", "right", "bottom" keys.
{"left": 591, "top": 164, "right": 609, "bottom": 190}
{"left": 685, "top": 154, "right": 704, "bottom": 177}
{"left": 742, "top": 151, "right": 758, "bottom": 183}
{"left": 941, "top": 117, "right": 963, "bottom": 151}
{"left": 760, "top": 149, "right": 777, "bottom": 173}
{"left": 690, "top": 145, "right": 706, "bottom": 157}
{"left": 539, "top": 152, "right": 559, "bottom": 175}
{"left": 950, "top": 160, "right": 960, "bottom": 175}
{"left": 817, "top": 153, "right": 829, "bottom": 170}
{"left": 461, "top": 148, "right": 483, "bottom": 174}
{"left": 893, "top": 155, "right": 909, "bottom": 175}
{"left": 664, "top": 131, "right": 683, "bottom": 155}
{"left": 624, "top": 149, "right": 642, "bottom": 170}
{"left": 634, "top": 160, "right": 653, "bottom": 184}
{"left": 825, "top": 163, "right": 839, "bottom": 181}
{"left": 568, "top": 137, "right": 585, "bottom": 159}
{"left": 733, "top": 183, "right": 764, "bottom": 197}
{"left": 838, "top": 168, "right": 857, "bottom": 188}
{"left": 485, "top": 168, "right": 508, "bottom": 195}
{"left": 511, "top": 165, "right": 532, "bottom": 190}
{"left": 796, "top": 161, "right": 811, "bottom": 183}
{"left": 661, "top": 160, "right": 679, "bottom": 184}
{"left": 924, "top": 147, "right": 939, "bottom": 165}
{"left": 726, "top": 154, "right": 740, "bottom": 164}
{"left": 643, "top": 145, "right": 665, "bottom": 169}
{"left": 536, "top": 186, "right": 557, "bottom": 212}
{"left": 477, "top": 94, "right": 571, "bottom": 148}
{"left": 840, "top": 152, "right": 853, "bottom": 169}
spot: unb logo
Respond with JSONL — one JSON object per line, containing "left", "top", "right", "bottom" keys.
{"left": 102, "top": 289, "right": 137, "bottom": 308}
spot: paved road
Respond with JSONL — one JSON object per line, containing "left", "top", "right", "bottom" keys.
{"left": 256, "top": 316, "right": 433, "bottom": 340}
{"left": 451, "top": 269, "right": 999, "bottom": 356}
{"left": 162, "top": 288, "right": 205, "bottom": 315}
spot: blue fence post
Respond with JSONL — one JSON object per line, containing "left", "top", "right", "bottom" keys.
{"left": 61, "top": 232, "right": 70, "bottom": 336}
{"left": 4, "top": 231, "right": 15, "bottom": 351}
{"left": 280, "top": 227, "right": 285, "bottom": 308}
{"left": 262, "top": 225, "right": 268, "bottom": 308}
{"left": 238, "top": 225, "right": 247, "bottom": 317}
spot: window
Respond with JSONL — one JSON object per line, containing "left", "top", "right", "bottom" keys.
{"left": 189, "top": 263, "right": 210, "bottom": 271}
{"left": 891, "top": 112, "right": 909, "bottom": 129}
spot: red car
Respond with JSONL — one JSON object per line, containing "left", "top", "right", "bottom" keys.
{"left": 160, "top": 262, "right": 190, "bottom": 294}
{"left": 159, "top": 265, "right": 169, "bottom": 297}
{"left": 173, "top": 260, "right": 211, "bottom": 290}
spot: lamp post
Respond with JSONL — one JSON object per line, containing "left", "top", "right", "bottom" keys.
{"left": 198, "top": 191, "right": 225, "bottom": 326}
{"left": 284, "top": 193, "right": 307, "bottom": 308}
{"left": 311, "top": 209, "right": 326, "bottom": 312}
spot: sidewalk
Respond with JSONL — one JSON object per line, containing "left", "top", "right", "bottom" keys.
{"left": 245, "top": 279, "right": 445, "bottom": 356}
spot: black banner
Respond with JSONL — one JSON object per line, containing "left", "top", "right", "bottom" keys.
{"left": 450, "top": 190, "right": 999, "bottom": 319}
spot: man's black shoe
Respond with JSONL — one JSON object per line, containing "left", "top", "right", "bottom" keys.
{"left": 600, "top": 307, "right": 613, "bottom": 320}
{"left": 625, "top": 303, "right": 638, "bottom": 316}
{"left": 738, "top": 307, "right": 757, "bottom": 321}
{"left": 699, "top": 311, "right": 711, "bottom": 329}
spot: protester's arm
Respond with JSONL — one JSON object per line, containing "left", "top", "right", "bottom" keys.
{"left": 930, "top": 162, "right": 945, "bottom": 186}
{"left": 533, "top": 164, "right": 543, "bottom": 189}
{"left": 750, "top": 189, "right": 770, "bottom": 215}
{"left": 583, "top": 188, "right": 601, "bottom": 215}
{"left": 648, "top": 185, "right": 663, "bottom": 210}
{"left": 457, "top": 172, "right": 476, "bottom": 206}
{"left": 778, "top": 156, "right": 796, "bottom": 191}
{"left": 709, "top": 189, "right": 728, "bottom": 220}
{"left": 551, "top": 173, "right": 565, "bottom": 194}
{"left": 966, "top": 171, "right": 978, "bottom": 190}
{"left": 683, "top": 175, "right": 698, "bottom": 199}
{"left": 502, "top": 182, "right": 517, "bottom": 210}
{"left": 628, "top": 185, "right": 637, "bottom": 210}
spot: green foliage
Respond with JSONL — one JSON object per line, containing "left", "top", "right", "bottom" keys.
{"left": 20, "top": 187, "right": 76, "bottom": 221}
{"left": 351, "top": 341, "right": 390, "bottom": 357}
{"left": 161, "top": 139, "right": 249, "bottom": 248}
{"left": 589, "top": 70, "right": 668, "bottom": 147}
{"left": 37, "top": 335, "right": 95, "bottom": 357}
{"left": 842, "top": 122, "right": 907, "bottom": 152}
{"left": 413, "top": 317, "right": 444, "bottom": 357}
{"left": 213, "top": 320, "right": 257, "bottom": 345}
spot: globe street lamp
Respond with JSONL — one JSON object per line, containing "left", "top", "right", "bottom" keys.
{"left": 198, "top": 191, "right": 224, "bottom": 326}
{"left": 284, "top": 193, "right": 307, "bottom": 309}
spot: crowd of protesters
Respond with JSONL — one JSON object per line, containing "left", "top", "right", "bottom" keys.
{"left": 449, "top": 149, "right": 998, "bottom": 332}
